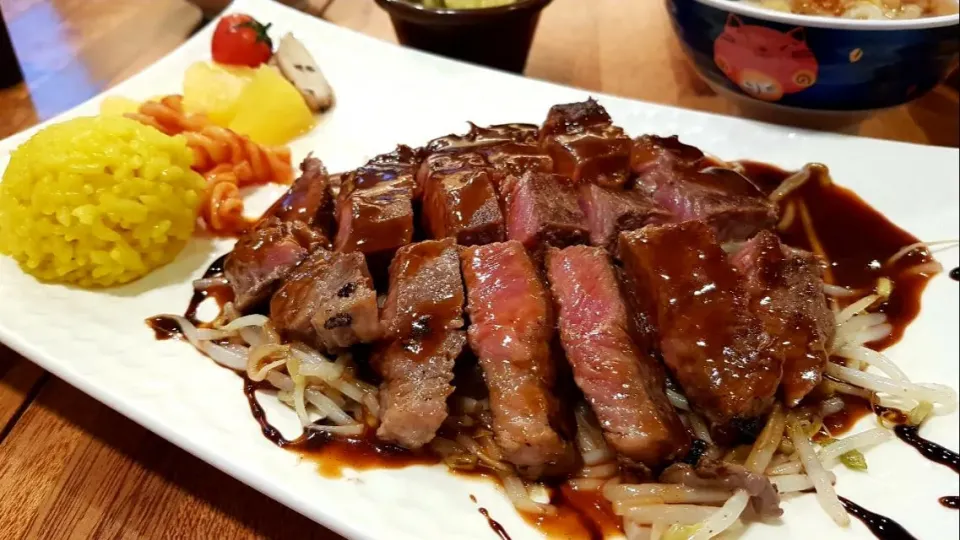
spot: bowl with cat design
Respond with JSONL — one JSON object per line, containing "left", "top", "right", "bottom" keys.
{"left": 667, "top": 0, "right": 959, "bottom": 116}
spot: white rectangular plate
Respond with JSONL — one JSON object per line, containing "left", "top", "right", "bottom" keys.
{"left": 1, "top": 0, "right": 958, "bottom": 538}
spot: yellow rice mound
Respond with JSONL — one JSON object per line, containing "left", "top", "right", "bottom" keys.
{"left": 0, "top": 116, "right": 206, "bottom": 287}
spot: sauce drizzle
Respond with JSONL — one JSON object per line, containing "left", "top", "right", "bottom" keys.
{"left": 940, "top": 496, "right": 959, "bottom": 510}
{"left": 950, "top": 267, "right": 960, "bottom": 282}
{"left": 840, "top": 497, "right": 918, "bottom": 540}
{"left": 478, "top": 508, "right": 511, "bottom": 540}
{"left": 893, "top": 425, "right": 960, "bottom": 474}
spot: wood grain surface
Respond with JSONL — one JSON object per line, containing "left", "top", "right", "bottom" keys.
{"left": 0, "top": 0, "right": 957, "bottom": 539}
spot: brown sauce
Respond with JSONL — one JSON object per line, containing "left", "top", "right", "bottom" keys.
{"left": 822, "top": 395, "right": 874, "bottom": 436}
{"left": 185, "top": 254, "right": 233, "bottom": 326}
{"left": 951, "top": 267, "right": 959, "bottom": 281}
{"left": 940, "top": 496, "right": 959, "bottom": 510}
{"left": 840, "top": 497, "right": 918, "bottom": 540}
{"left": 478, "top": 508, "right": 511, "bottom": 540}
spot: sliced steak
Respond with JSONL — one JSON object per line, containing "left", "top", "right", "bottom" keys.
{"left": 338, "top": 145, "right": 423, "bottom": 203}
{"left": 422, "top": 168, "right": 505, "bottom": 246}
{"left": 546, "top": 246, "right": 691, "bottom": 469}
{"left": 461, "top": 241, "right": 576, "bottom": 476}
{"left": 632, "top": 136, "right": 777, "bottom": 242}
{"left": 416, "top": 151, "right": 489, "bottom": 193}
{"left": 504, "top": 172, "right": 589, "bottom": 255}
{"left": 539, "top": 99, "right": 631, "bottom": 187}
{"left": 269, "top": 249, "right": 380, "bottom": 352}
{"left": 618, "top": 223, "right": 782, "bottom": 435}
{"left": 376, "top": 332, "right": 467, "bottom": 449}
{"left": 333, "top": 181, "right": 415, "bottom": 257}
{"left": 630, "top": 135, "right": 706, "bottom": 176}
{"left": 224, "top": 217, "right": 326, "bottom": 312}
{"left": 380, "top": 239, "right": 466, "bottom": 337}
{"left": 376, "top": 239, "right": 467, "bottom": 449}
{"left": 264, "top": 157, "right": 333, "bottom": 238}
{"left": 732, "top": 230, "right": 833, "bottom": 407}
{"left": 579, "top": 183, "right": 670, "bottom": 252}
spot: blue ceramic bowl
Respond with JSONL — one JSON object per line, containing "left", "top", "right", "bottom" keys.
{"left": 667, "top": 0, "right": 960, "bottom": 112}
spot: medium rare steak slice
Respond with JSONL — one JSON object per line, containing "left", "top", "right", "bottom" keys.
{"left": 224, "top": 217, "right": 326, "bottom": 312}
{"left": 539, "top": 99, "right": 631, "bottom": 187}
{"left": 333, "top": 181, "right": 415, "bottom": 257}
{"left": 264, "top": 157, "right": 333, "bottom": 238}
{"left": 579, "top": 183, "right": 670, "bottom": 252}
{"left": 269, "top": 249, "right": 380, "bottom": 352}
{"left": 732, "top": 231, "right": 833, "bottom": 407}
{"left": 547, "top": 246, "right": 691, "bottom": 469}
{"left": 632, "top": 136, "right": 776, "bottom": 242}
{"left": 504, "top": 172, "right": 589, "bottom": 255}
{"left": 461, "top": 241, "right": 576, "bottom": 476}
{"left": 376, "top": 239, "right": 466, "bottom": 449}
{"left": 618, "top": 223, "right": 782, "bottom": 436}
{"left": 422, "top": 168, "right": 505, "bottom": 246}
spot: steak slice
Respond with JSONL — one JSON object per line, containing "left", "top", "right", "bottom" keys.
{"left": 224, "top": 217, "right": 326, "bottom": 312}
{"left": 504, "top": 172, "right": 589, "bottom": 255}
{"left": 632, "top": 136, "right": 777, "bottom": 243}
{"left": 461, "top": 241, "right": 576, "bottom": 476}
{"left": 579, "top": 183, "right": 671, "bottom": 252}
{"left": 338, "top": 145, "right": 423, "bottom": 202}
{"left": 376, "top": 239, "right": 467, "bottom": 449}
{"left": 422, "top": 168, "right": 505, "bottom": 246}
{"left": 732, "top": 230, "right": 833, "bottom": 407}
{"left": 547, "top": 246, "right": 691, "bottom": 469}
{"left": 264, "top": 157, "right": 333, "bottom": 239}
{"left": 376, "top": 332, "right": 467, "bottom": 449}
{"left": 539, "top": 99, "right": 631, "bottom": 187}
{"left": 269, "top": 249, "right": 380, "bottom": 352}
{"left": 618, "top": 223, "right": 782, "bottom": 436}
{"left": 333, "top": 181, "right": 415, "bottom": 257}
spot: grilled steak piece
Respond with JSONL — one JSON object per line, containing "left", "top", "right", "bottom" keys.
{"left": 423, "top": 124, "right": 553, "bottom": 189}
{"left": 632, "top": 136, "right": 777, "bottom": 242}
{"left": 417, "top": 151, "right": 489, "bottom": 193}
{"left": 264, "top": 157, "right": 333, "bottom": 238}
{"left": 338, "top": 145, "right": 423, "bottom": 202}
{"left": 539, "top": 99, "right": 631, "bottom": 187}
{"left": 579, "top": 183, "right": 670, "bottom": 252}
{"left": 504, "top": 172, "right": 589, "bottom": 255}
{"left": 333, "top": 181, "right": 415, "bottom": 257}
{"left": 376, "top": 332, "right": 467, "bottom": 449}
{"left": 224, "top": 217, "right": 326, "bottom": 312}
{"left": 269, "top": 249, "right": 380, "bottom": 352}
{"left": 422, "top": 168, "right": 505, "bottom": 246}
{"left": 732, "top": 231, "right": 833, "bottom": 407}
{"left": 547, "top": 246, "right": 691, "bottom": 469}
{"left": 461, "top": 241, "right": 576, "bottom": 476}
{"left": 618, "top": 223, "right": 782, "bottom": 434}
{"left": 376, "top": 239, "right": 467, "bottom": 449}
{"left": 630, "top": 135, "right": 705, "bottom": 176}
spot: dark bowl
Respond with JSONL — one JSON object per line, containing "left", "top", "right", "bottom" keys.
{"left": 375, "top": 0, "right": 554, "bottom": 73}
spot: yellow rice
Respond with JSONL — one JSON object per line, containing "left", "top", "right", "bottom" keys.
{"left": 0, "top": 116, "right": 206, "bottom": 287}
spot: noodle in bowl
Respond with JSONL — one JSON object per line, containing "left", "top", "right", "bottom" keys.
{"left": 667, "top": 0, "right": 959, "bottom": 116}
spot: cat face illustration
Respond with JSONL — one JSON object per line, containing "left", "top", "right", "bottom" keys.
{"left": 714, "top": 15, "right": 819, "bottom": 102}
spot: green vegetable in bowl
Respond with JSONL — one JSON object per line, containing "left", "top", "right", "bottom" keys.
{"left": 420, "top": 0, "right": 519, "bottom": 8}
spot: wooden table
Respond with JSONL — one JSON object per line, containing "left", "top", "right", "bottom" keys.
{"left": 0, "top": 1, "right": 957, "bottom": 538}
